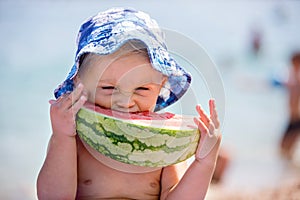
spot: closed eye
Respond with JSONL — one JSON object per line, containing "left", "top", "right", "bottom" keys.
{"left": 101, "top": 86, "right": 115, "bottom": 90}
{"left": 136, "top": 87, "right": 149, "bottom": 91}
{"left": 134, "top": 87, "right": 151, "bottom": 96}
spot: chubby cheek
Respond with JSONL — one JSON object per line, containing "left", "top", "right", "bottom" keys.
{"left": 135, "top": 88, "right": 162, "bottom": 111}
{"left": 135, "top": 96, "right": 158, "bottom": 112}
{"left": 92, "top": 93, "right": 112, "bottom": 108}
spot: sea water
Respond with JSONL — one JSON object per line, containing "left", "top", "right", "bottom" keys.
{"left": 1, "top": 0, "right": 300, "bottom": 199}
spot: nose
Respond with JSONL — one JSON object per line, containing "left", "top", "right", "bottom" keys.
{"left": 112, "top": 92, "right": 136, "bottom": 111}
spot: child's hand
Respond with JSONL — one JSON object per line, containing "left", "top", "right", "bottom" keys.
{"left": 193, "top": 99, "right": 221, "bottom": 163}
{"left": 49, "top": 83, "right": 87, "bottom": 137}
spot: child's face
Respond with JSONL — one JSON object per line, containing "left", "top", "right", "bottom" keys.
{"left": 78, "top": 52, "right": 166, "bottom": 112}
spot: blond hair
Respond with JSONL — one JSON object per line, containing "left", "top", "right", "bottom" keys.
{"left": 78, "top": 40, "right": 149, "bottom": 73}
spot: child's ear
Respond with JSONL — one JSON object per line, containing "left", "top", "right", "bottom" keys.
{"left": 73, "top": 75, "right": 81, "bottom": 85}
{"left": 162, "top": 76, "right": 168, "bottom": 85}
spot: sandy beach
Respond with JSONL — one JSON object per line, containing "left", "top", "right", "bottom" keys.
{"left": 207, "top": 140, "right": 300, "bottom": 199}
{"left": 208, "top": 178, "right": 300, "bottom": 200}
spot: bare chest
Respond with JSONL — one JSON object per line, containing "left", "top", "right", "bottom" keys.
{"left": 76, "top": 141, "right": 162, "bottom": 200}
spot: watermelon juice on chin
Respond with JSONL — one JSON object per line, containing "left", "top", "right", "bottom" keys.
{"left": 76, "top": 101, "right": 200, "bottom": 170}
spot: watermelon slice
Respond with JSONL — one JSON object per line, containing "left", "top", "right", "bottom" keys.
{"left": 76, "top": 102, "right": 200, "bottom": 169}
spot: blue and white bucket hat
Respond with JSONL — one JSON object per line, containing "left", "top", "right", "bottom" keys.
{"left": 54, "top": 7, "right": 191, "bottom": 111}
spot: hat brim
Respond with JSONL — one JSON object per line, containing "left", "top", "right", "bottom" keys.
{"left": 54, "top": 8, "right": 191, "bottom": 111}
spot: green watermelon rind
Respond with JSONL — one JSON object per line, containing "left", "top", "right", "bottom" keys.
{"left": 76, "top": 107, "right": 200, "bottom": 167}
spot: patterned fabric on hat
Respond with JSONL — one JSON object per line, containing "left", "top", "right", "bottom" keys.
{"left": 54, "top": 7, "right": 191, "bottom": 111}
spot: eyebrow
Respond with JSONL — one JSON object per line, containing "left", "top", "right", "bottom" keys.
{"left": 98, "top": 79, "right": 116, "bottom": 83}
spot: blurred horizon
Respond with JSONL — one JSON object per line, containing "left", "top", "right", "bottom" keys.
{"left": 1, "top": 0, "right": 300, "bottom": 199}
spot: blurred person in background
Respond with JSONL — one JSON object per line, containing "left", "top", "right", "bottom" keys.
{"left": 211, "top": 148, "right": 230, "bottom": 184}
{"left": 280, "top": 52, "right": 300, "bottom": 159}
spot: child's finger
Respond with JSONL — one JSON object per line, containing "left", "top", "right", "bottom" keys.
{"left": 62, "top": 83, "right": 85, "bottom": 110}
{"left": 193, "top": 117, "right": 208, "bottom": 134}
{"left": 196, "top": 104, "right": 210, "bottom": 126}
{"left": 49, "top": 99, "right": 56, "bottom": 105}
{"left": 71, "top": 95, "right": 87, "bottom": 114}
{"left": 208, "top": 121, "right": 216, "bottom": 136}
{"left": 194, "top": 118, "right": 219, "bottom": 160}
{"left": 209, "top": 99, "right": 220, "bottom": 129}
{"left": 70, "top": 83, "right": 85, "bottom": 105}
